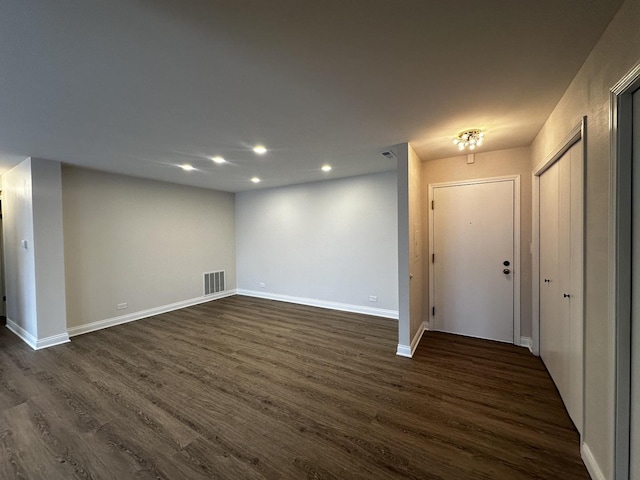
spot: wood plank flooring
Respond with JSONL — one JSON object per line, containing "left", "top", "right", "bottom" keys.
{"left": 0, "top": 295, "right": 588, "bottom": 479}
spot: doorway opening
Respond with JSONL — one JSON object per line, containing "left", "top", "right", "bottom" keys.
{"left": 428, "top": 175, "right": 521, "bottom": 344}
{"left": 611, "top": 61, "right": 640, "bottom": 480}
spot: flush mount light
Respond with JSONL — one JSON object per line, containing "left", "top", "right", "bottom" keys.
{"left": 321, "top": 164, "right": 332, "bottom": 172}
{"left": 211, "top": 156, "right": 226, "bottom": 164}
{"left": 251, "top": 177, "right": 261, "bottom": 183}
{"left": 253, "top": 145, "right": 267, "bottom": 155}
{"left": 453, "top": 129, "right": 484, "bottom": 151}
{"left": 181, "top": 164, "right": 195, "bottom": 171}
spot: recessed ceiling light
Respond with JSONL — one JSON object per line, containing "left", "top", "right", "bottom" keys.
{"left": 321, "top": 164, "right": 332, "bottom": 172}
{"left": 253, "top": 145, "right": 267, "bottom": 155}
{"left": 251, "top": 177, "right": 261, "bottom": 183}
{"left": 181, "top": 164, "right": 195, "bottom": 171}
{"left": 211, "top": 156, "right": 225, "bottom": 164}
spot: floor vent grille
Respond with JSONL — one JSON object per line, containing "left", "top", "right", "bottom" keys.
{"left": 204, "top": 270, "right": 225, "bottom": 295}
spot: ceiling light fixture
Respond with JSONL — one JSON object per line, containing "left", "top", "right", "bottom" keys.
{"left": 453, "top": 129, "right": 484, "bottom": 151}
{"left": 251, "top": 177, "right": 261, "bottom": 183}
{"left": 321, "top": 164, "right": 332, "bottom": 172}
{"left": 181, "top": 164, "right": 195, "bottom": 171}
{"left": 253, "top": 145, "right": 267, "bottom": 155}
{"left": 211, "top": 156, "right": 225, "bottom": 164}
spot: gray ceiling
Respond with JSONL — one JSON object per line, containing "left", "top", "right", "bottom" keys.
{"left": 0, "top": 0, "right": 624, "bottom": 192}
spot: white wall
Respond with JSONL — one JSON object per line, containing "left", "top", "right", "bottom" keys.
{"left": 62, "top": 166, "right": 236, "bottom": 331}
{"left": 408, "top": 145, "right": 425, "bottom": 346}
{"left": 32, "top": 158, "right": 67, "bottom": 339}
{"left": 397, "top": 146, "right": 411, "bottom": 347}
{"left": 396, "top": 143, "right": 425, "bottom": 356}
{"left": 3, "top": 158, "right": 37, "bottom": 338}
{"left": 530, "top": 0, "right": 640, "bottom": 476}
{"left": 2, "top": 157, "right": 68, "bottom": 348}
{"left": 236, "top": 172, "right": 398, "bottom": 317}
{"left": 421, "top": 147, "right": 533, "bottom": 340}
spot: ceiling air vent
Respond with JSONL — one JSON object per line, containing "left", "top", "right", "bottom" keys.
{"left": 204, "top": 270, "right": 225, "bottom": 296}
{"left": 380, "top": 150, "right": 397, "bottom": 160}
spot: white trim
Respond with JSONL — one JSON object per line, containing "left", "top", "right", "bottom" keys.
{"left": 520, "top": 336, "right": 533, "bottom": 353}
{"left": 513, "top": 176, "right": 522, "bottom": 345}
{"left": 396, "top": 320, "right": 428, "bottom": 358}
{"left": 531, "top": 170, "right": 540, "bottom": 356}
{"left": 582, "top": 442, "right": 607, "bottom": 480}
{"left": 6, "top": 318, "right": 37, "bottom": 349}
{"left": 396, "top": 344, "right": 412, "bottom": 357}
{"left": 6, "top": 318, "right": 70, "bottom": 350}
{"left": 35, "top": 332, "right": 71, "bottom": 349}
{"left": 533, "top": 123, "right": 583, "bottom": 175}
{"left": 67, "top": 290, "right": 237, "bottom": 337}
{"left": 612, "top": 62, "right": 640, "bottom": 95}
{"left": 610, "top": 61, "right": 640, "bottom": 480}
{"left": 412, "top": 320, "right": 427, "bottom": 353}
{"left": 237, "top": 289, "right": 398, "bottom": 319}
{"left": 427, "top": 175, "right": 521, "bottom": 345}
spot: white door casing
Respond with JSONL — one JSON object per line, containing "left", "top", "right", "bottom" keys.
{"left": 611, "top": 62, "right": 640, "bottom": 480}
{"left": 428, "top": 176, "right": 520, "bottom": 344}
{"left": 630, "top": 85, "right": 640, "bottom": 480}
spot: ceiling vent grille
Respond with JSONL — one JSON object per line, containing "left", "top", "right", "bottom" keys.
{"left": 204, "top": 270, "right": 225, "bottom": 296}
{"left": 380, "top": 150, "right": 397, "bottom": 160}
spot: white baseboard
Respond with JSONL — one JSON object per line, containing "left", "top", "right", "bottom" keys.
{"left": 520, "top": 336, "right": 533, "bottom": 353}
{"left": 36, "top": 332, "right": 71, "bottom": 349}
{"left": 581, "top": 442, "right": 606, "bottom": 480}
{"left": 396, "top": 320, "right": 428, "bottom": 358}
{"left": 236, "top": 289, "right": 399, "bottom": 319}
{"left": 6, "top": 319, "right": 37, "bottom": 349}
{"left": 6, "top": 318, "right": 70, "bottom": 350}
{"left": 67, "top": 290, "right": 237, "bottom": 337}
{"left": 396, "top": 344, "right": 412, "bottom": 357}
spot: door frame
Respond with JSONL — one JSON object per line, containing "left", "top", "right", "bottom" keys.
{"left": 428, "top": 175, "right": 521, "bottom": 344}
{"left": 611, "top": 61, "right": 640, "bottom": 480}
{"left": 532, "top": 117, "right": 585, "bottom": 440}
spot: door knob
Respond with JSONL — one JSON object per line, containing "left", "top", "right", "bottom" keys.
{"left": 503, "top": 260, "right": 510, "bottom": 266}
{"left": 564, "top": 293, "right": 571, "bottom": 298}
{"left": 544, "top": 279, "right": 550, "bottom": 283}
{"left": 503, "top": 269, "right": 510, "bottom": 274}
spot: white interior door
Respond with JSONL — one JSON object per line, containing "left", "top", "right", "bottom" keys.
{"left": 631, "top": 86, "right": 640, "bottom": 480}
{"left": 539, "top": 141, "right": 583, "bottom": 434}
{"left": 432, "top": 179, "right": 515, "bottom": 343}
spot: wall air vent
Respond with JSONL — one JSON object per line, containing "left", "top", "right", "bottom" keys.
{"left": 380, "top": 150, "right": 397, "bottom": 160}
{"left": 204, "top": 270, "right": 225, "bottom": 295}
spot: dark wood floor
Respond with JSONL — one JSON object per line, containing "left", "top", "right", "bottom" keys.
{"left": 0, "top": 295, "right": 588, "bottom": 479}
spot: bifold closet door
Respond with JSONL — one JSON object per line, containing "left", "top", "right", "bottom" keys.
{"left": 539, "top": 142, "right": 583, "bottom": 434}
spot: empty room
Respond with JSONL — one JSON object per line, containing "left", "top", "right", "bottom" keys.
{"left": 0, "top": 1, "right": 639, "bottom": 479}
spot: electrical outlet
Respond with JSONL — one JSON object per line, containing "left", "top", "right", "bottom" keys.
{"left": 369, "top": 296, "right": 378, "bottom": 302}
{"left": 117, "top": 303, "right": 128, "bottom": 310}
{"left": 259, "top": 282, "right": 266, "bottom": 288}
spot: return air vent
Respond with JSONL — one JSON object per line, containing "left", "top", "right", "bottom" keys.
{"left": 204, "top": 270, "right": 225, "bottom": 295}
